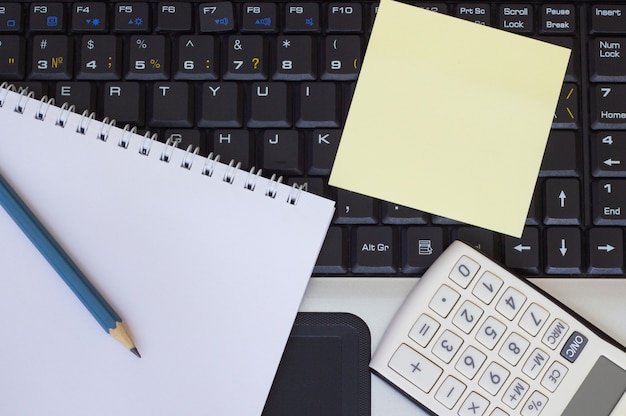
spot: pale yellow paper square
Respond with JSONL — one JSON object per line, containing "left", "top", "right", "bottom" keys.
{"left": 329, "top": 0, "right": 570, "bottom": 237}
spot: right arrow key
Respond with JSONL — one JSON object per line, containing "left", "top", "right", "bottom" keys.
{"left": 588, "top": 227, "right": 625, "bottom": 275}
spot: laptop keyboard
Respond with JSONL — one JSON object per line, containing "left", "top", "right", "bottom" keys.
{"left": 0, "top": 1, "right": 624, "bottom": 278}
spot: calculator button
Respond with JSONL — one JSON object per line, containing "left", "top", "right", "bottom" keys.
{"left": 472, "top": 271, "right": 504, "bottom": 304}
{"left": 456, "top": 345, "right": 487, "bottom": 379}
{"left": 521, "top": 391, "right": 548, "bottom": 416}
{"left": 476, "top": 316, "right": 507, "bottom": 350}
{"left": 519, "top": 303, "right": 550, "bottom": 336}
{"left": 388, "top": 344, "right": 443, "bottom": 393}
{"left": 560, "top": 331, "right": 588, "bottom": 363}
{"left": 452, "top": 300, "right": 484, "bottom": 333}
{"left": 541, "top": 361, "right": 568, "bottom": 392}
{"left": 428, "top": 284, "right": 460, "bottom": 318}
{"left": 479, "top": 362, "right": 510, "bottom": 395}
{"left": 496, "top": 287, "right": 527, "bottom": 320}
{"left": 408, "top": 314, "right": 440, "bottom": 347}
{"left": 522, "top": 348, "right": 550, "bottom": 379}
{"left": 499, "top": 332, "right": 530, "bottom": 366}
{"left": 432, "top": 330, "right": 464, "bottom": 363}
{"left": 541, "top": 318, "right": 570, "bottom": 350}
{"left": 434, "top": 375, "right": 466, "bottom": 409}
{"left": 490, "top": 408, "right": 510, "bottom": 416}
{"left": 502, "top": 378, "right": 530, "bottom": 409}
{"left": 459, "top": 391, "right": 490, "bottom": 416}
{"left": 449, "top": 254, "right": 481, "bottom": 288}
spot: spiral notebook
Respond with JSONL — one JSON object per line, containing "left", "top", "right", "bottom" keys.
{"left": 0, "top": 85, "right": 334, "bottom": 416}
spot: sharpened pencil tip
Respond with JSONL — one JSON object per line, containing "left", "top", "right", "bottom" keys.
{"left": 131, "top": 347, "right": 141, "bottom": 358}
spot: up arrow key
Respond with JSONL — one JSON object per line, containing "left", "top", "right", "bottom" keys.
{"left": 559, "top": 190, "right": 566, "bottom": 207}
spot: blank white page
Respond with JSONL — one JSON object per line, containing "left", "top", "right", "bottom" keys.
{"left": 0, "top": 89, "right": 334, "bottom": 416}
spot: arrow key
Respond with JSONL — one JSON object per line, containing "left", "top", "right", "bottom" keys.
{"left": 592, "top": 132, "right": 626, "bottom": 177}
{"left": 544, "top": 178, "right": 581, "bottom": 225}
{"left": 588, "top": 227, "right": 624, "bottom": 275}
{"left": 545, "top": 227, "right": 582, "bottom": 274}
{"left": 504, "top": 227, "right": 540, "bottom": 274}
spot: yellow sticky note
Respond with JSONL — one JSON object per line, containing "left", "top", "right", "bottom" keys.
{"left": 329, "top": 0, "right": 570, "bottom": 238}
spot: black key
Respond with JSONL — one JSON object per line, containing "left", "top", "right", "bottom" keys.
{"left": 157, "top": 2, "right": 192, "bottom": 32}
{"left": 592, "top": 132, "right": 626, "bottom": 177}
{"left": 103, "top": 82, "right": 144, "bottom": 125}
{"left": 499, "top": 4, "right": 533, "bottom": 34}
{"left": 163, "top": 129, "right": 205, "bottom": 156}
{"left": 71, "top": 2, "right": 108, "bottom": 32}
{"left": 211, "top": 130, "right": 251, "bottom": 169}
{"left": 307, "top": 129, "right": 341, "bottom": 175}
{"left": 545, "top": 227, "right": 582, "bottom": 274}
{"left": 322, "top": 36, "right": 362, "bottom": 80}
{"left": 592, "top": 179, "right": 626, "bottom": 225}
{"left": 504, "top": 227, "right": 540, "bottom": 274}
{"left": 55, "top": 82, "right": 95, "bottom": 113}
{"left": 261, "top": 130, "right": 302, "bottom": 175}
{"left": 149, "top": 82, "right": 193, "bottom": 128}
{"left": 273, "top": 36, "right": 316, "bottom": 81}
{"left": 327, "top": 3, "right": 363, "bottom": 33}
{"left": 249, "top": 82, "right": 291, "bottom": 128}
{"left": 334, "top": 189, "right": 377, "bottom": 224}
{"left": 242, "top": 3, "right": 277, "bottom": 33}
{"left": 418, "top": 4, "right": 448, "bottom": 13}
{"left": 590, "top": 38, "right": 626, "bottom": 82}
{"left": 199, "top": 82, "right": 242, "bottom": 127}
{"left": 456, "top": 4, "right": 491, "bottom": 26}
{"left": 540, "top": 5, "right": 575, "bottom": 33}
{"left": 352, "top": 226, "right": 395, "bottom": 273}
{"left": 10, "top": 82, "right": 46, "bottom": 100}
{"left": 127, "top": 35, "right": 169, "bottom": 80}
{"left": 198, "top": 2, "right": 234, "bottom": 33}
{"left": 296, "top": 82, "right": 340, "bottom": 128}
{"left": 287, "top": 177, "right": 325, "bottom": 197}
{"left": 113, "top": 3, "right": 150, "bottom": 32}
{"left": 544, "top": 178, "right": 581, "bottom": 225}
{"left": 314, "top": 226, "right": 347, "bottom": 274}
{"left": 456, "top": 227, "right": 497, "bottom": 257}
{"left": 539, "top": 131, "right": 581, "bottom": 177}
{"left": 224, "top": 35, "right": 267, "bottom": 80}
{"left": 591, "top": 85, "right": 626, "bottom": 129}
{"left": 402, "top": 227, "right": 444, "bottom": 274}
{"left": 0, "top": 3, "right": 23, "bottom": 32}
{"left": 77, "top": 35, "right": 122, "bottom": 80}
{"left": 30, "top": 35, "right": 72, "bottom": 80}
{"left": 0, "top": 35, "right": 24, "bottom": 79}
{"left": 382, "top": 203, "right": 428, "bottom": 225}
{"left": 588, "top": 227, "right": 625, "bottom": 275}
{"left": 174, "top": 35, "right": 218, "bottom": 80}
{"left": 553, "top": 83, "right": 578, "bottom": 129}
{"left": 284, "top": 3, "right": 320, "bottom": 33}
{"left": 30, "top": 3, "right": 64, "bottom": 32}
{"left": 591, "top": 6, "right": 626, "bottom": 34}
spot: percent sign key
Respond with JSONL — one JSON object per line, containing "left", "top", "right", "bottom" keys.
{"left": 128, "top": 36, "right": 169, "bottom": 79}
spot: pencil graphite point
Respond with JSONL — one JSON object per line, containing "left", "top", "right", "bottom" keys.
{"left": 130, "top": 347, "right": 142, "bottom": 358}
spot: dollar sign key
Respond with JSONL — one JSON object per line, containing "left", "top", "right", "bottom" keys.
{"left": 78, "top": 35, "right": 121, "bottom": 80}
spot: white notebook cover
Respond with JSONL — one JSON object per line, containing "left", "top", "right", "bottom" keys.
{"left": 0, "top": 87, "right": 335, "bottom": 415}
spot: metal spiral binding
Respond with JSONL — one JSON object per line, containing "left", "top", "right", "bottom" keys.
{"left": 35, "top": 96, "right": 54, "bottom": 120}
{"left": 0, "top": 82, "right": 304, "bottom": 205}
{"left": 138, "top": 131, "right": 157, "bottom": 156}
{"left": 97, "top": 117, "right": 116, "bottom": 141}
{"left": 14, "top": 88, "right": 34, "bottom": 114}
{"left": 55, "top": 102, "right": 75, "bottom": 127}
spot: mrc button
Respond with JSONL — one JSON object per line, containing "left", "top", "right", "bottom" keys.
{"left": 560, "top": 331, "right": 588, "bottom": 363}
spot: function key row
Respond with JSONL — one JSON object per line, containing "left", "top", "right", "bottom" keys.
{"left": 1, "top": 3, "right": 624, "bottom": 35}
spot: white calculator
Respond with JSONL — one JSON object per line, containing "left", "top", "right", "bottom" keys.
{"left": 370, "top": 240, "right": 626, "bottom": 416}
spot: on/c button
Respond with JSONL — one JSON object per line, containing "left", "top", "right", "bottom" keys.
{"left": 560, "top": 331, "right": 588, "bottom": 363}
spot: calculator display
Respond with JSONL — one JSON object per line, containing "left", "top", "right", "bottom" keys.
{"left": 562, "top": 356, "right": 626, "bottom": 416}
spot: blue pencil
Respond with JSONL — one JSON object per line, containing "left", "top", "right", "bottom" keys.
{"left": 0, "top": 173, "right": 140, "bottom": 357}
